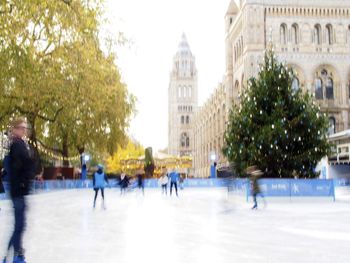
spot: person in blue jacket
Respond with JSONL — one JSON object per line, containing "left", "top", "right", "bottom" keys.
{"left": 169, "top": 169, "right": 180, "bottom": 197}
{"left": 93, "top": 164, "right": 109, "bottom": 209}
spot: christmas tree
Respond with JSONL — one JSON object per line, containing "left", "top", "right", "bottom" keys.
{"left": 222, "top": 49, "right": 331, "bottom": 178}
{"left": 144, "top": 147, "right": 155, "bottom": 177}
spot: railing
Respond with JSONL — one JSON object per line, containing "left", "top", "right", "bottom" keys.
{"left": 0, "top": 178, "right": 341, "bottom": 201}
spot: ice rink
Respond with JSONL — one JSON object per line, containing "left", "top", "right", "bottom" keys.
{"left": 1, "top": 188, "right": 350, "bottom": 263}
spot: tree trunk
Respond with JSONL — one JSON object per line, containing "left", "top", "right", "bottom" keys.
{"left": 62, "top": 135, "right": 69, "bottom": 167}
{"left": 27, "top": 115, "right": 42, "bottom": 175}
{"left": 78, "top": 146, "right": 85, "bottom": 167}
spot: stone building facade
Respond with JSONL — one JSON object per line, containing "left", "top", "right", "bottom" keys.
{"left": 168, "top": 34, "right": 198, "bottom": 157}
{"left": 193, "top": 82, "right": 229, "bottom": 177}
{"left": 193, "top": 0, "right": 350, "bottom": 177}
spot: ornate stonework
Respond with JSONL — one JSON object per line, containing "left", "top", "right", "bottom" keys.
{"left": 168, "top": 34, "right": 198, "bottom": 158}
{"left": 193, "top": 0, "right": 350, "bottom": 177}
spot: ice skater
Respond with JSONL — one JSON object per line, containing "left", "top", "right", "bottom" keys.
{"left": 3, "top": 118, "right": 35, "bottom": 263}
{"left": 169, "top": 168, "right": 179, "bottom": 197}
{"left": 179, "top": 175, "right": 185, "bottom": 190}
{"left": 136, "top": 171, "right": 145, "bottom": 195}
{"left": 247, "top": 166, "right": 265, "bottom": 210}
{"left": 159, "top": 169, "right": 168, "bottom": 195}
{"left": 0, "top": 168, "right": 5, "bottom": 211}
{"left": 93, "top": 164, "right": 109, "bottom": 209}
{"left": 119, "top": 173, "right": 129, "bottom": 196}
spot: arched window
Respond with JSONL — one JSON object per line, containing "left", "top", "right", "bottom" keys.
{"left": 180, "top": 133, "right": 187, "bottom": 147}
{"left": 291, "top": 23, "right": 299, "bottom": 44}
{"left": 183, "top": 86, "right": 186, "bottom": 97}
{"left": 314, "top": 24, "right": 321, "bottom": 45}
{"left": 348, "top": 25, "right": 350, "bottom": 44}
{"left": 315, "top": 78, "right": 323, "bottom": 99}
{"left": 186, "top": 115, "right": 189, "bottom": 124}
{"left": 178, "top": 86, "right": 182, "bottom": 97}
{"left": 315, "top": 68, "right": 337, "bottom": 100}
{"left": 181, "top": 116, "right": 184, "bottom": 124}
{"left": 181, "top": 133, "right": 189, "bottom": 148}
{"left": 280, "top": 24, "right": 287, "bottom": 44}
{"left": 326, "top": 24, "right": 333, "bottom": 45}
{"left": 292, "top": 77, "right": 299, "bottom": 91}
{"left": 188, "top": 86, "right": 192, "bottom": 98}
{"left": 328, "top": 117, "right": 336, "bottom": 135}
{"left": 326, "top": 77, "right": 334, "bottom": 99}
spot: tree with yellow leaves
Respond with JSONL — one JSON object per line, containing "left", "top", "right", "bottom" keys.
{"left": 106, "top": 140, "right": 144, "bottom": 174}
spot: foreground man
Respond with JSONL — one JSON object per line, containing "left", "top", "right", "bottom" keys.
{"left": 3, "top": 118, "right": 35, "bottom": 263}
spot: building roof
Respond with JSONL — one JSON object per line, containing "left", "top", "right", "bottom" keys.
{"left": 226, "top": 0, "right": 239, "bottom": 15}
{"left": 177, "top": 33, "right": 192, "bottom": 56}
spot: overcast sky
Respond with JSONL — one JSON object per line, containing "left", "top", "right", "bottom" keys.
{"left": 103, "top": 0, "right": 232, "bottom": 151}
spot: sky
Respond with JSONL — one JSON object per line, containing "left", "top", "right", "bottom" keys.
{"left": 103, "top": 0, "right": 232, "bottom": 151}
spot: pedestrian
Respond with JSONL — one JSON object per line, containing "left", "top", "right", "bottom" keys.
{"left": 169, "top": 168, "right": 179, "bottom": 197}
{"left": 247, "top": 166, "right": 265, "bottom": 210}
{"left": 159, "top": 169, "right": 168, "bottom": 195}
{"left": 3, "top": 118, "right": 35, "bottom": 263}
{"left": 136, "top": 171, "right": 145, "bottom": 195}
{"left": 0, "top": 168, "right": 5, "bottom": 192}
{"left": 81, "top": 164, "right": 87, "bottom": 180}
{"left": 179, "top": 175, "right": 185, "bottom": 190}
{"left": 119, "top": 173, "right": 129, "bottom": 196}
{"left": 0, "top": 168, "right": 5, "bottom": 209}
{"left": 92, "top": 164, "right": 109, "bottom": 209}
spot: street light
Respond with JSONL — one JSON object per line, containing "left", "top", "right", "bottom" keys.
{"left": 84, "top": 154, "right": 90, "bottom": 162}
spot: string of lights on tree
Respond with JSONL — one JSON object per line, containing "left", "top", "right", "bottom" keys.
{"left": 27, "top": 139, "right": 80, "bottom": 161}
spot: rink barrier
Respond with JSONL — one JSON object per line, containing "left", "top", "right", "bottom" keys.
{"left": 0, "top": 178, "right": 342, "bottom": 201}
{"left": 229, "top": 179, "right": 336, "bottom": 201}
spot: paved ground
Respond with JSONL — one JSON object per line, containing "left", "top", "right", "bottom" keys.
{"left": 1, "top": 188, "right": 350, "bottom": 263}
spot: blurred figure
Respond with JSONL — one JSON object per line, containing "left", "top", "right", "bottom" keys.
{"left": 4, "top": 118, "right": 35, "bottom": 263}
{"left": 179, "top": 175, "right": 185, "bottom": 190}
{"left": 247, "top": 166, "right": 265, "bottom": 210}
{"left": 93, "top": 164, "right": 109, "bottom": 209}
{"left": 169, "top": 169, "right": 179, "bottom": 197}
{"left": 159, "top": 169, "right": 168, "bottom": 195}
{"left": 119, "top": 173, "right": 129, "bottom": 196}
{"left": 0, "top": 168, "right": 5, "bottom": 210}
{"left": 3, "top": 154, "right": 11, "bottom": 182}
{"left": 81, "top": 164, "right": 87, "bottom": 180}
{"left": 136, "top": 171, "right": 145, "bottom": 196}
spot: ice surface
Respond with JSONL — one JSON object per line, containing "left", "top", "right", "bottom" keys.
{"left": 1, "top": 188, "right": 350, "bottom": 263}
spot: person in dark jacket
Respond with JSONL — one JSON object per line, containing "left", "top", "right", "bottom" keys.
{"left": 3, "top": 154, "right": 11, "bottom": 182}
{"left": 0, "top": 168, "right": 5, "bottom": 195}
{"left": 119, "top": 173, "right": 129, "bottom": 195}
{"left": 3, "top": 118, "right": 35, "bottom": 263}
{"left": 136, "top": 171, "right": 145, "bottom": 195}
{"left": 92, "top": 164, "right": 109, "bottom": 209}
